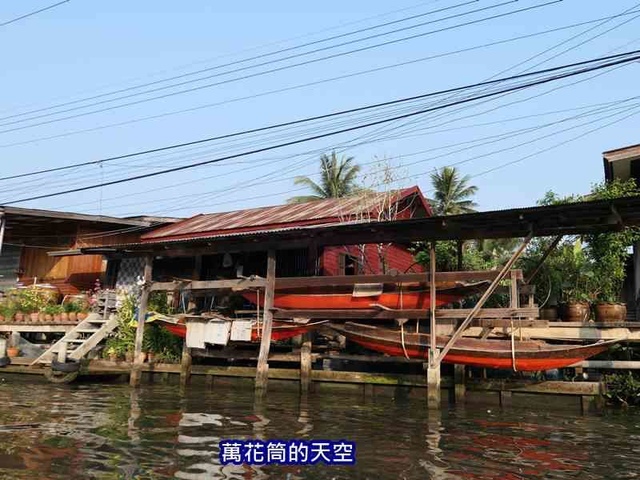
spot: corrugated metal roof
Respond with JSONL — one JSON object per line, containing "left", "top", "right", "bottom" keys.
{"left": 141, "top": 186, "right": 430, "bottom": 243}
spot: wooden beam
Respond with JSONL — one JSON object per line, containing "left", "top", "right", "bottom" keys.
{"left": 148, "top": 270, "right": 523, "bottom": 292}
{"left": 180, "top": 341, "right": 192, "bottom": 388}
{"left": 435, "top": 235, "right": 532, "bottom": 366}
{"left": 255, "top": 249, "right": 276, "bottom": 393}
{"left": 272, "top": 307, "right": 539, "bottom": 320}
{"left": 525, "top": 235, "right": 562, "bottom": 284}
{"left": 130, "top": 254, "right": 153, "bottom": 387}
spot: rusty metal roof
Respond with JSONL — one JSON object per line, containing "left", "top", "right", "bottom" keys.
{"left": 141, "top": 186, "right": 430, "bottom": 243}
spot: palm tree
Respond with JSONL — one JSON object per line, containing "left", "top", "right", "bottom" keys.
{"left": 287, "top": 152, "right": 361, "bottom": 203}
{"left": 428, "top": 166, "right": 478, "bottom": 215}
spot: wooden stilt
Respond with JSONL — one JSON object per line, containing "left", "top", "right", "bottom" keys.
{"left": 454, "top": 364, "right": 466, "bottom": 403}
{"left": 130, "top": 255, "right": 153, "bottom": 387}
{"left": 57, "top": 341, "right": 68, "bottom": 363}
{"left": 255, "top": 249, "right": 276, "bottom": 393}
{"left": 205, "top": 374, "right": 214, "bottom": 389}
{"left": 428, "top": 242, "right": 441, "bottom": 409}
{"left": 300, "top": 334, "right": 312, "bottom": 394}
{"left": 500, "top": 390, "right": 513, "bottom": 407}
{"left": 180, "top": 340, "right": 192, "bottom": 388}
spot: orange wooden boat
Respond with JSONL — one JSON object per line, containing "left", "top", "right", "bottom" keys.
{"left": 330, "top": 322, "right": 620, "bottom": 371}
{"left": 242, "top": 281, "right": 487, "bottom": 310}
{"left": 155, "top": 316, "right": 327, "bottom": 343}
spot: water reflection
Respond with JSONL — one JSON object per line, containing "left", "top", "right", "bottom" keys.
{"left": 0, "top": 379, "right": 638, "bottom": 479}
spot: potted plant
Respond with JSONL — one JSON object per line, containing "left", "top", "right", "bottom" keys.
{"left": 43, "top": 304, "right": 63, "bottom": 323}
{"left": 104, "top": 346, "right": 118, "bottom": 362}
{"left": 556, "top": 241, "right": 592, "bottom": 322}
{"left": 6, "top": 345, "right": 20, "bottom": 358}
{"left": 64, "top": 302, "right": 82, "bottom": 322}
{"left": 584, "top": 180, "right": 640, "bottom": 323}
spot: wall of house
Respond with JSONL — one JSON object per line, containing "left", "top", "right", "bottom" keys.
{"left": 321, "top": 244, "right": 423, "bottom": 275}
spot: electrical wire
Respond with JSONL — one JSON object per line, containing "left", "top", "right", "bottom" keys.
{"left": 4, "top": 48, "right": 639, "bottom": 206}
{"left": 0, "top": 0, "right": 69, "bottom": 28}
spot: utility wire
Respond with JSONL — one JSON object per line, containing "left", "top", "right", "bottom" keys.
{"left": 0, "top": 0, "right": 558, "bottom": 135}
{"left": 1, "top": 46, "right": 634, "bottom": 184}
{"left": 4, "top": 49, "right": 640, "bottom": 206}
{"left": 3, "top": 9, "right": 632, "bottom": 151}
{"left": 0, "top": 0, "right": 69, "bottom": 28}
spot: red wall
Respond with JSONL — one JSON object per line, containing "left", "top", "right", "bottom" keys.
{"left": 321, "top": 244, "right": 423, "bottom": 275}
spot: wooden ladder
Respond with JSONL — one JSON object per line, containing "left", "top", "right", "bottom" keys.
{"left": 31, "top": 291, "right": 119, "bottom": 366}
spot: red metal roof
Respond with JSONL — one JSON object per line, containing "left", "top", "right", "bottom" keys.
{"left": 141, "top": 186, "right": 431, "bottom": 243}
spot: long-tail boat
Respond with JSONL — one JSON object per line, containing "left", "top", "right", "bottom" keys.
{"left": 330, "top": 322, "right": 621, "bottom": 371}
{"left": 151, "top": 314, "right": 327, "bottom": 343}
{"left": 241, "top": 281, "right": 488, "bottom": 310}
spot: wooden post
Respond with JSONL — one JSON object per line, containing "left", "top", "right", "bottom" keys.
{"left": 510, "top": 270, "right": 519, "bottom": 309}
{"left": 130, "top": 255, "right": 153, "bottom": 387}
{"left": 500, "top": 390, "right": 513, "bottom": 407}
{"left": 57, "top": 341, "right": 68, "bottom": 363}
{"left": 428, "top": 242, "right": 440, "bottom": 409}
{"left": 436, "top": 235, "right": 532, "bottom": 365}
{"left": 0, "top": 338, "right": 6, "bottom": 358}
{"left": 300, "top": 334, "right": 312, "bottom": 394}
{"left": 180, "top": 340, "right": 192, "bottom": 388}
{"left": 454, "top": 364, "right": 466, "bottom": 403}
{"left": 255, "top": 249, "right": 276, "bottom": 393}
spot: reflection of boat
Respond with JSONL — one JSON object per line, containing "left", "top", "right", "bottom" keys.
{"left": 330, "top": 322, "right": 621, "bottom": 371}
{"left": 242, "top": 281, "right": 488, "bottom": 310}
{"left": 152, "top": 315, "right": 327, "bottom": 343}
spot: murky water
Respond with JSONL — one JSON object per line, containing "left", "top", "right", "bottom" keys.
{"left": 0, "top": 376, "right": 639, "bottom": 479}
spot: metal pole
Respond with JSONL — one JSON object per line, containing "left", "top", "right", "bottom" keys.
{"left": 436, "top": 234, "right": 532, "bottom": 366}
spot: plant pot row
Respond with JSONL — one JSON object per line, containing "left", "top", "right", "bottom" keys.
{"left": 540, "top": 302, "right": 627, "bottom": 323}
{"left": 0, "top": 312, "right": 89, "bottom": 323}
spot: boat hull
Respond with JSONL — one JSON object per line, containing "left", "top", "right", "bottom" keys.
{"left": 332, "top": 322, "right": 619, "bottom": 371}
{"left": 242, "top": 283, "right": 485, "bottom": 310}
{"left": 159, "top": 319, "right": 325, "bottom": 343}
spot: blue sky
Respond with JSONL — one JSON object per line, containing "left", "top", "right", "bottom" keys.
{"left": 1, "top": 0, "right": 639, "bottom": 218}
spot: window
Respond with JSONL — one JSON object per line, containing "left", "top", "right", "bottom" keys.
{"left": 339, "top": 253, "right": 360, "bottom": 276}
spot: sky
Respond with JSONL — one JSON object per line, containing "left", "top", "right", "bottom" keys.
{"left": 0, "top": 0, "right": 639, "bottom": 219}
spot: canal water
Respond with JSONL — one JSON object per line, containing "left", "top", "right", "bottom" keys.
{"left": 0, "top": 377, "right": 639, "bottom": 479}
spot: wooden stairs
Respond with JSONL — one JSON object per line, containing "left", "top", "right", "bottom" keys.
{"left": 31, "top": 291, "right": 119, "bottom": 366}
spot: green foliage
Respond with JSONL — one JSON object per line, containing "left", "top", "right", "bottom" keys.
{"left": 428, "top": 166, "right": 478, "bottom": 215}
{"left": 104, "top": 293, "right": 137, "bottom": 358}
{"left": 8, "top": 287, "right": 53, "bottom": 313}
{"left": 0, "top": 302, "right": 16, "bottom": 319}
{"left": 143, "top": 323, "right": 182, "bottom": 362}
{"left": 584, "top": 179, "right": 640, "bottom": 303}
{"left": 604, "top": 372, "right": 640, "bottom": 407}
{"left": 43, "top": 304, "right": 64, "bottom": 315}
{"left": 63, "top": 301, "right": 83, "bottom": 313}
{"left": 148, "top": 291, "right": 172, "bottom": 314}
{"left": 288, "top": 151, "right": 361, "bottom": 203}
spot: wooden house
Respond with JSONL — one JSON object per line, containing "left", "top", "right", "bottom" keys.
{"left": 0, "top": 206, "right": 177, "bottom": 295}
{"left": 124, "top": 186, "right": 432, "bottom": 285}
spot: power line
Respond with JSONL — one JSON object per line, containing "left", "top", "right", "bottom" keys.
{"left": 0, "top": 0, "right": 69, "bottom": 28}
{"left": 0, "top": 0, "right": 472, "bottom": 123}
{"left": 0, "top": 0, "right": 559, "bottom": 135}
{"left": 2, "top": 45, "right": 634, "bottom": 185}
{"left": 2, "top": 9, "right": 630, "bottom": 151}
{"left": 4, "top": 48, "right": 640, "bottom": 205}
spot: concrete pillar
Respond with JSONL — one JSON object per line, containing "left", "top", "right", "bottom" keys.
{"left": 427, "top": 363, "right": 441, "bottom": 409}
{"left": 300, "top": 334, "right": 312, "bottom": 394}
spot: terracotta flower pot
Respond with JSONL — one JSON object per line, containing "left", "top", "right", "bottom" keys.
{"left": 561, "top": 302, "right": 590, "bottom": 322}
{"left": 77, "top": 312, "right": 88, "bottom": 321}
{"left": 108, "top": 353, "right": 118, "bottom": 362}
{"left": 14, "top": 312, "right": 24, "bottom": 323}
{"left": 30, "top": 312, "right": 39, "bottom": 323}
{"left": 594, "top": 303, "right": 627, "bottom": 324}
{"left": 540, "top": 306, "right": 559, "bottom": 321}
{"left": 7, "top": 347, "right": 20, "bottom": 358}
{"left": 60, "top": 312, "right": 69, "bottom": 323}
{"left": 53, "top": 313, "right": 62, "bottom": 323}
{"left": 68, "top": 312, "right": 77, "bottom": 322}
{"left": 44, "top": 314, "right": 53, "bottom": 323}
{"left": 0, "top": 315, "right": 5, "bottom": 323}
{"left": 125, "top": 351, "right": 134, "bottom": 363}
{"left": 38, "top": 313, "right": 46, "bottom": 323}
